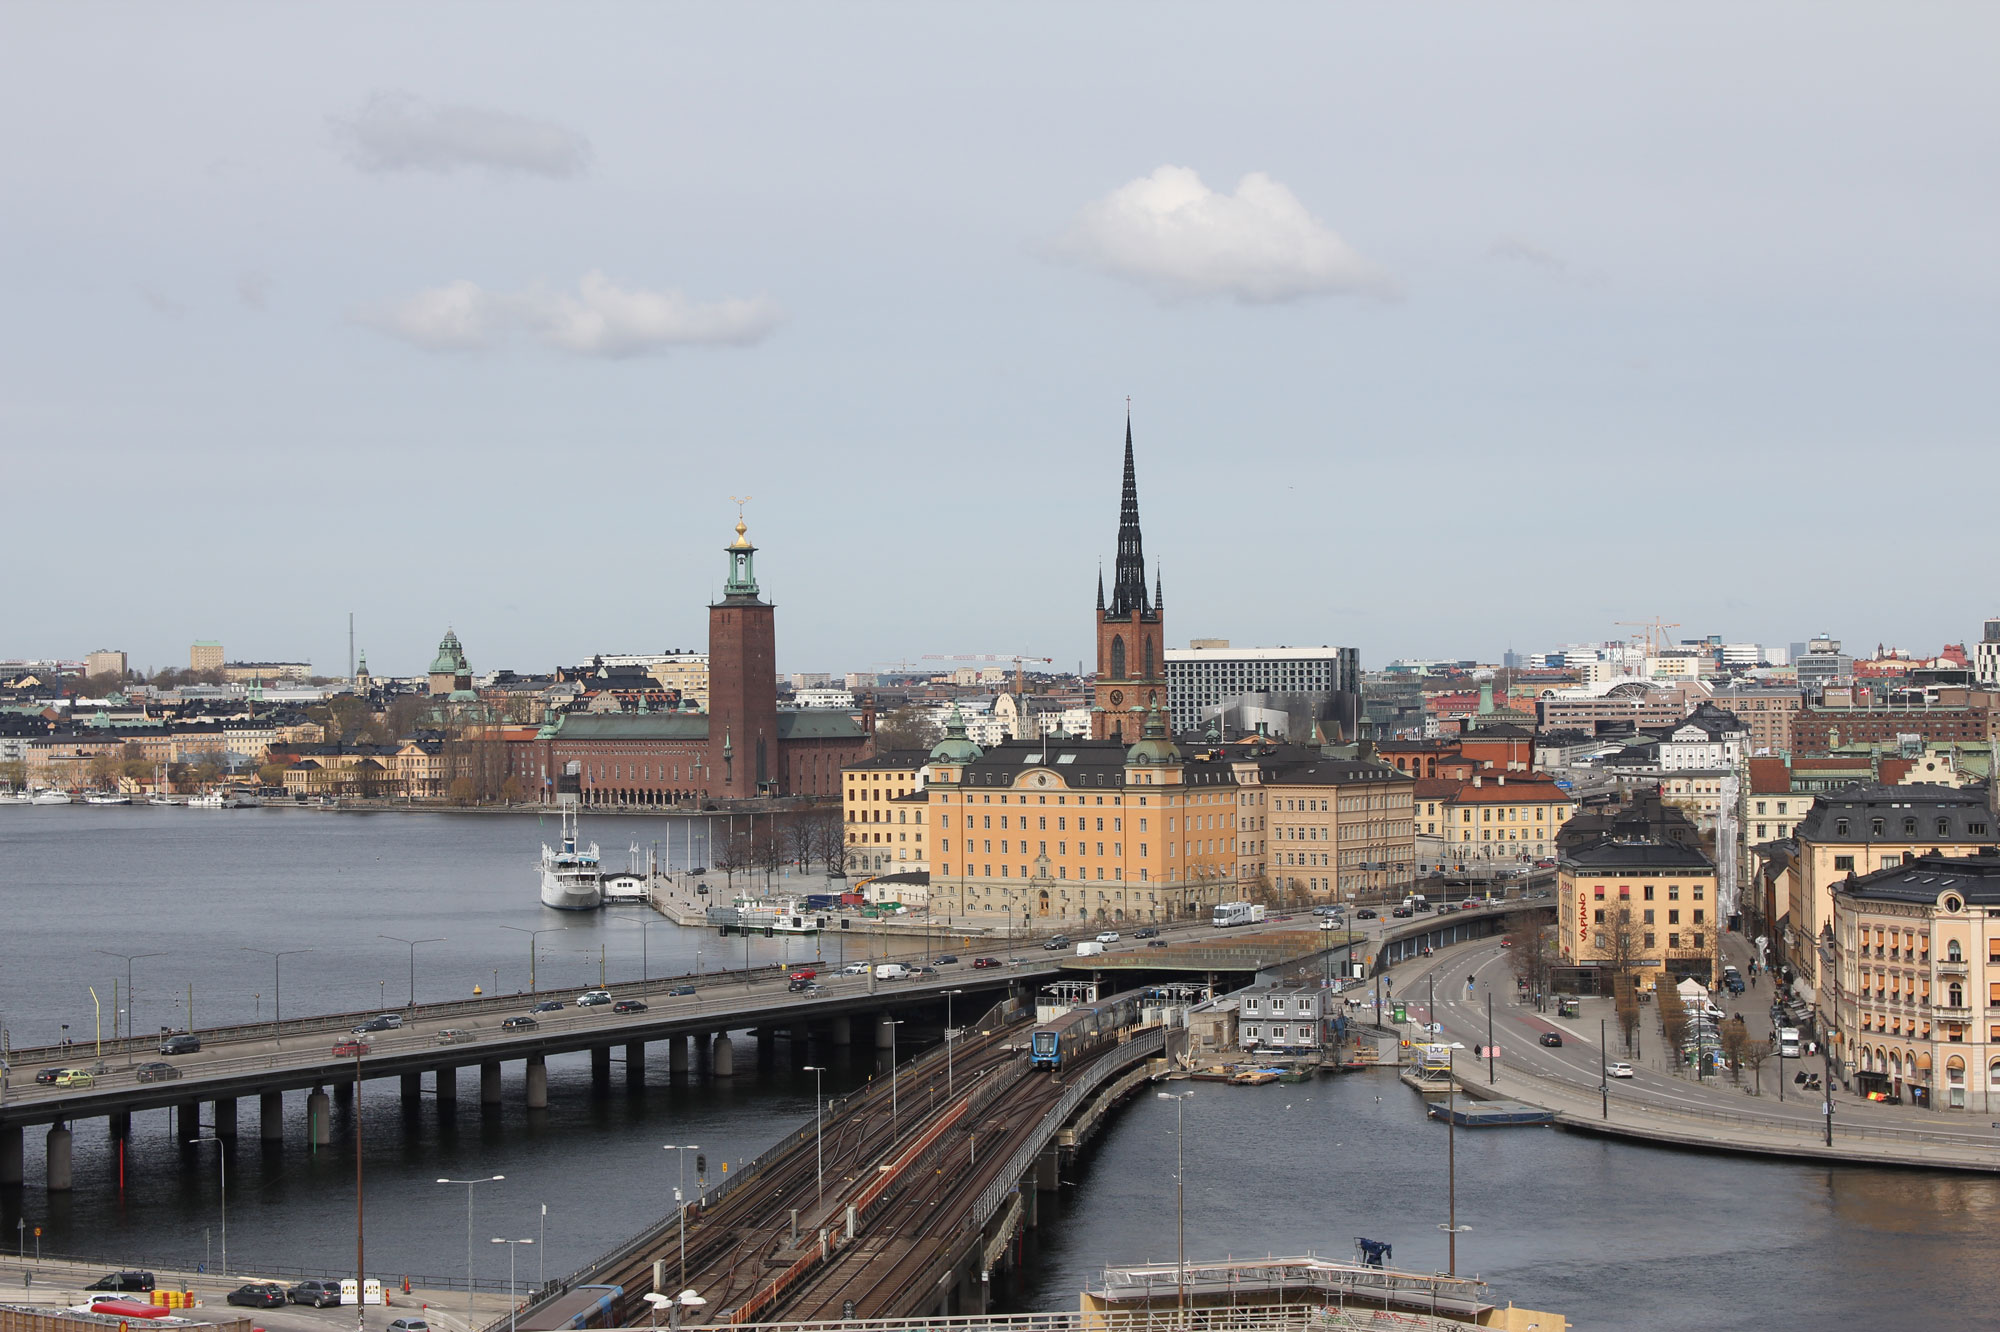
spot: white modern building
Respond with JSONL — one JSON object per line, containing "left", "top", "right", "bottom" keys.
{"left": 1165, "top": 642, "right": 1358, "bottom": 734}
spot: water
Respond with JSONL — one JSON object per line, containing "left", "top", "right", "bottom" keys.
{"left": 5, "top": 808, "right": 1997, "bottom": 1328}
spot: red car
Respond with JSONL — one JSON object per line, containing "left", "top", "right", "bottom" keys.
{"left": 788, "top": 968, "right": 817, "bottom": 982}
{"left": 972, "top": 957, "right": 1002, "bottom": 969}
{"left": 331, "top": 1038, "right": 370, "bottom": 1057}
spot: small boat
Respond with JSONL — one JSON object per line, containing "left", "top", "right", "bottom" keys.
{"left": 1428, "top": 1099, "right": 1555, "bottom": 1128}
{"left": 1274, "top": 1066, "right": 1314, "bottom": 1083}
{"left": 539, "top": 804, "right": 603, "bottom": 910}
{"left": 187, "top": 792, "right": 225, "bottom": 809}
{"left": 30, "top": 790, "right": 73, "bottom": 805}
{"left": 0, "top": 790, "right": 31, "bottom": 805}
{"left": 84, "top": 794, "right": 133, "bottom": 806}
{"left": 149, "top": 794, "right": 184, "bottom": 806}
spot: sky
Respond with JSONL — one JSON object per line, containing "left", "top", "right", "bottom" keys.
{"left": 4, "top": 4, "right": 1997, "bottom": 678}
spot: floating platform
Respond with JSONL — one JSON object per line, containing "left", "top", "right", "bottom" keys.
{"left": 1427, "top": 1098, "right": 1555, "bottom": 1127}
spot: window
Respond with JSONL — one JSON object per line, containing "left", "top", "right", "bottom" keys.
{"left": 1834, "top": 855, "right": 1855, "bottom": 872}
{"left": 1836, "top": 819, "right": 1849, "bottom": 836}
{"left": 1949, "top": 940, "right": 1963, "bottom": 962}
{"left": 1644, "top": 909, "right": 1655, "bottom": 924}
{"left": 1644, "top": 933, "right": 1656, "bottom": 949}
{"left": 1948, "top": 982, "right": 1964, "bottom": 1008}
{"left": 1669, "top": 909, "right": 1680, "bottom": 925}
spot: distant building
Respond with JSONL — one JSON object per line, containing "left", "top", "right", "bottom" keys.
{"left": 85, "top": 649, "right": 126, "bottom": 679}
{"left": 224, "top": 662, "right": 312, "bottom": 684}
{"left": 1708, "top": 684, "right": 1802, "bottom": 756}
{"left": 1166, "top": 643, "right": 1360, "bottom": 738}
{"left": 189, "top": 641, "right": 224, "bottom": 673}
{"left": 427, "top": 630, "right": 474, "bottom": 698}
{"left": 1557, "top": 838, "right": 1719, "bottom": 992}
{"left": 1237, "top": 984, "right": 1326, "bottom": 1050}
{"left": 1975, "top": 618, "right": 2000, "bottom": 687}
{"left": 1795, "top": 635, "right": 1853, "bottom": 691}
{"left": 843, "top": 750, "right": 931, "bottom": 875}
{"left": 1091, "top": 420, "right": 1167, "bottom": 742}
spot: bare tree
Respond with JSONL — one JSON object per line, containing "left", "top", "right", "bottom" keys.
{"left": 1505, "top": 908, "right": 1557, "bottom": 1007}
{"left": 786, "top": 814, "right": 817, "bottom": 870}
{"left": 86, "top": 752, "right": 120, "bottom": 789}
{"left": 872, "top": 705, "right": 943, "bottom": 752}
{"left": 714, "top": 833, "right": 752, "bottom": 894}
{"left": 1614, "top": 975, "right": 1642, "bottom": 1056}
{"left": 1657, "top": 980, "right": 1690, "bottom": 1073}
{"left": 1741, "top": 1037, "right": 1773, "bottom": 1094}
{"left": 753, "top": 828, "right": 784, "bottom": 889}
{"left": 0, "top": 758, "right": 25, "bottom": 791}
{"left": 1720, "top": 1016, "right": 1750, "bottom": 1085}
{"left": 815, "top": 811, "right": 849, "bottom": 877}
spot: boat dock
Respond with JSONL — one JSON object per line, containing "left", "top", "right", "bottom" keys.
{"left": 1426, "top": 1098, "right": 1555, "bottom": 1128}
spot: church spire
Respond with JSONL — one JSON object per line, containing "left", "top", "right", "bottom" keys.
{"left": 1108, "top": 411, "right": 1149, "bottom": 617}
{"left": 1155, "top": 565, "right": 1164, "bottom": 614}
{"left": 1096, "top": 566, "right": 1105, "bottom": 611}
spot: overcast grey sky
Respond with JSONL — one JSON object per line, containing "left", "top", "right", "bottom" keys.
{"left": 5, "top": 5, "right": 1995, "bottom": 677}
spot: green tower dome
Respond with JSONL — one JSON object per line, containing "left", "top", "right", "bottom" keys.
{"left": 1125, "top": 701, "right": 1181, "bottom": 765}
{"left": 928, "top": 704, "right": 984, "bottom": 764}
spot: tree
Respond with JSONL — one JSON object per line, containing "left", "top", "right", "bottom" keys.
{"left": 257, "top": 761, "right": 290, "bottom": 788}
{"left": 753, "top": 828, "right": 784, "bottom": 889}
{"left": 1719, "top": 1016, "right": 1751, "bottom": 1086}
{"left": 1657, "top": 980, "right": 1690, "bottom": 1073}
{"left": 122, "top": 758, "right": 154, "bottom": 783}
{"left": 814, "top": 811, "right": 848, "bottom": 877}
{"left": 714, "top": 833, "right": 752, "bottom": 893}
{"left": 1741, "top": 1037, "right": 1773, "bottom": 1094}
{"left": 86, "top": 753, "right": 120, "bottom": 789}
{"left": 1504, "top": 908, "right": 1557, "bottom": 1007}
{"left": 1614, "top": 976, "right": 1642, "bottom": 1056}
{"left": 448, "top": 775, "right": 476, "bottom": 805}
{"left": 872, "top": 706, "right": 942, "bottom": 752}
{"left": 79, "top": 671, "right": 124, "bottom": 698}
{"left": 786, "top": 815, "right": 817, "bottom": 870}
{"left": 500, "top": 775, "right": 524, "bottom": 803}
{"left": 0, "top": 758, "right": 25, "bottom": 791}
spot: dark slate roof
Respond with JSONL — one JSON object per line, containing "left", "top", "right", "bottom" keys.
{"left": 776, "top": 711, "right": 868, "bottom": 740}
{"left": 555, "top": 714, "right": 709, "bottom": 741}
{"left": 1262, "top": 759, "right": 1413, "bottom": 787}
{"left": 1562, "top": 839, "right": 1714, "bottom": 871}
{"left": 1839, "top": 853, "right": 2000, "bottom": 906}
{"left": 846, "top": 750, "right": 931, "bottom": 771}
{"left": 1792, "top": 783, "right": 1993, "bottom": 845}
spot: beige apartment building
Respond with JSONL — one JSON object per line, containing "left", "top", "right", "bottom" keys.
{"left": 844, "top": 749, "right": 931, "bottom": 876}
{"left": 1441, "top": 772, "right": 1577, "bottom": 867}
{"left": 1558, "top": 839, "right": 1720, "bottom": 991}
{"left": 1264, "top": 759, "right": 1416, "bottom": 903}
{"left": 190, "top": 641, "right": 224, "bottom": 672}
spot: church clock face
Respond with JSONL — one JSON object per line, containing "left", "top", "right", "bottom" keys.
{"left": 1108, "top": 689, "right": 1123, "bottom": 704}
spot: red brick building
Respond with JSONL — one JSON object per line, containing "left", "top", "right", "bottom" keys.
{"left": 1091, "top": 418, "right": 1166, "bottom": 742}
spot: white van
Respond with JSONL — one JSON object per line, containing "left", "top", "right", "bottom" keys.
{"left": 874, "top": 963, "right": 911, "bottom": 981}
{"left": 1075, "top": 941, "right": 1106, "bottom": 957}
{"left": 1777, "top": 1026, "right": 1801, "bottom": 1058}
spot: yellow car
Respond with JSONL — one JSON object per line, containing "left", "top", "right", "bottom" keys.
{"left": 54, "top": 1069, "right": 95, "bottom": 1088}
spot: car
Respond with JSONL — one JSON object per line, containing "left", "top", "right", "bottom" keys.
{"left": 576, "top": 990, "right": 613, "bottom": 1007}
{"left": 1042, "top": 939, "right": 1065, "bottom": 950}
{"left": 1391, "top": 906, "right": 1411, "bottom": 918}
{"left": 1095, "top": 931, "right": 1120, "bottom": 944}
{"left": 788, "top": 968, "right": 819, "bottom": 982}
{"left": 613, "top": 999, "right": 648, "bottom": 1013}
{"left": 934, "top": 954, "right": 959, "bottom": 965}
{"left": 1535, "top": 858, "right": 1556, "bottom": 869}
{"left": 134, "top": 1061, "right": 181, "bottom": 1082}
{"left": 289, "top": 1281, "right": 343, "bottom": 1308}
{"left": 972, "top": 957, "right": 1002, "bottom": 969}
{"left": 387, "top": 1319, "right": 432, "bottom": 1332}
{"left": 158, "top": 1033, "right": 201, "bottom": 1055}
{"left": 1499, "top": 938, "right": 1514, "bottom": 948}
{"left": 35, "top": 1066, "right": 64, "bottom": 1084}
{"left": 435, "top": 1028, "right": 475, "bottom": 1045}
{"left": 911, "top": 965, "right": 938, "bottom": 977}
{"left": 1134, "top": 927, "right": 1159, "bottom": 939}
{"left": 1539, "top": 1031, "right": 1564, "bottom": 1048}
{"left": 794, "top": 983, "right": 824, "bottom": 998}
{"left": 665, "top": 985, "right": 695, "bottom": 997}
{"left": 227, "top": 1285, "right": 287, "bottom": 1310}
{"left": 54, "top": 1069, "right": 95, "bottom": 1088}
{"left": 1606, "top": 1062, "right": 1634, "bottom": 1078}
{"left": 841, "top": 962, "right": 871, "bottom": 975}
{"left": 332, "top": 1038, "right": 370, "bottom": 1057}
{"left": 502, "top": 1015, "right": 539, "bottom": 1030}
{"left": 1147, "top": 940, "right": 1169, "bottom": 948}
{"left": 85, "top": 1273, "right": 156, "bottom": 1293}
{"left": 532, "top": 1000, "right": 566, "bottom": 1013}
{"left": 350, "top": 1015, "right": 398, "bottom": 1034}
{"left": 1459, "top": 899, "right": 1480, "bottom": 910}
{"left": 1356, "top": 908, "right": 1378, "bottom": 920}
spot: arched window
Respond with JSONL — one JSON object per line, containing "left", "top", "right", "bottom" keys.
{"left": 1948, "top": 939, "right": 1963, "bottom": 962}
{"left": 1989, "top": 1060, "right": 2000, "bottom": 1091}
{"left": 1110, "top": 636, "right": 1126, "bottom": 680}
{"left": 1949, "top": 982, "right": 1964, "bottom": 1007}
{"left": 1144, "top": 636, "right": 1155, "bottom": 680}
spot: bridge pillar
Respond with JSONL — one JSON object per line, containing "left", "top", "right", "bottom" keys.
{"left": 176, "top": 1100, "right": 203, "bottom": 1142}
{"left": 307, "top": 1089, "right": 331, "bottom": 1147}
{"left": 755, "top": 1030, "right": 776, "bottom": 1067}
{"left": 876, "top": 1014, "right": 896, "bottom": 1050}
{"left": 45, "top": 1123, "right": 73, "bottom": 1192}
{"left": 436, "top": 1067, "right": 458, "bottom": 1106}
{"left": 712, "top": 1034, "right": 735, "bottom": 1078}
{"left": 401, "top": 1072, "right": 423, "bottom": 1109}
{"left": 481, "top": 1061, "right": 503, "bottom": 1106}
{"left": 108, "top": 1110, "right": 132, "bottom": 1141}
{"left": 669, "top": 1036, "right": 690, "bottom": 1074}
{"left": 828, "top": 1015, "right": 851, "bottom": 1047}
{"left": 1033, "top": 1147, "right": 1060, "bottom": 1192}
{"left": 526, "top": 1055, "right": 548, "bottom": 1109}
{"left": 591, "top": 1046, "right": 612, "bottom": 1092}
{"left": 0, "top": 1124, "right": 22, "bottom": 1186}
{"left": 213, "top": 1097, "right": 238, "bottom": 1139}
{"left": 261, "top": 1090, "right": 285, "bottom": 1142}
{"left": 625, "top": 1041, "right": 646, "bottom": 1085}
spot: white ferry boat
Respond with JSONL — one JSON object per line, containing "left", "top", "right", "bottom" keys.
{"left": 30, "top": 790, "right": 73, "bottom": 805}
{"left": 187, "top": 792, "right": 225, "bottom": 809}
{"left": 83, "top": 793, "right": 132, "bottom": 806}
{"left": 539, "top": 804, "right": 603, "bottom": 911}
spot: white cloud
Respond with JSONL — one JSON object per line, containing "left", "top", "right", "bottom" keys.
{"left": 1052, "top": 165, "right": 1389, "bottom": 304}
{"left": 360, "top": 272, "right": 783, "bottom": 358}
{"left": 333, "top": 92, "right": 591, "bottom": 178}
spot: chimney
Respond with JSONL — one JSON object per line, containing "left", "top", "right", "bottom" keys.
{"left": 1498, "top": 774, "right": 1506, "bottom": 786}
{"left": 862, "top": 694, "right": 877, "bottom": 735}
{"left": 1472, "top": 774, "right": 1482, "bottom": 788}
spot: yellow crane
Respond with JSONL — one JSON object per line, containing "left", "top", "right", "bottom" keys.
{"left": 1615, "top": 618, "right": 1683, "bottom": 657}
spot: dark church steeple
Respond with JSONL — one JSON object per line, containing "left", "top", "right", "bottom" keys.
{"left": 1108, "top": 415, "right": 1151, "bottom": 618}
{"left": 1092, "top": 409, "right": 1166, "bottom": 741}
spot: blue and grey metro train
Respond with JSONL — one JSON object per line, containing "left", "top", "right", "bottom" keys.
{"left": 1028, "top": 988, "right": 1147, "bottom": 1070}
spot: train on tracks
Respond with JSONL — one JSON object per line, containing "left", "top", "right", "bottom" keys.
{"left": 517, "top": 1283, "right": 622, "bottom": 1331}
{"left": 1029, "top": 987, "right": 1146, "bottom": 1070}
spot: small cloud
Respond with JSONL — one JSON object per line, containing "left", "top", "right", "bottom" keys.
{"left": 138, "top": 285, "right": 186, "bottom": 318}
{"left": 1051, "top": 165, "right": 1390, "bottom": 304}
{"left": 333, "top": 92, "right": 591, "bottom": 179}
{"left": 358, "top": 272, "right": 783, "bottom": 358}
{"left": 238, "top": 271, "right": 273, "bottom": 311}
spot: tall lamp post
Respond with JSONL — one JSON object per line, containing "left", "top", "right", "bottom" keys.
{"left": 802, "top": 1065, "right": 827, "bottom": 1213}
{"left": 663, "top": 1143, "right": 699, "bottom": 1294}
{"left": 887, "top": 1019, "right": 906, "bottom": 1141}
{"left": 1157, "top": 1091, "right": 1192, "bottom": 1328}
{"left": 239, "top": 947, "right": 312, "bottom": 1047}
{"left": 187, "top": 1134, "right": 227, "bottom": 1276}
{"left": 498, "top": 925, "right": 569, "bottom": 994}
{"left": 438, "top": 1174, "right": 504, "bottom": 1330}
{"left": 379, "top": 935, "right": 444, "bottom": 1011}
{"left": 943, "top": 990, "right": 964, "bottom": 1094}
{"left": 1817, "top": 927, "right": 1839, "bottom": 1147}
{"left": 491, "top": 1238, "right": 533, "bottom": 1332}
{"left": 97, "top": 950, "right": 164, "bottom": 1064}
{"left": 1438, "top": 1043, "right": 1471, "bottom": 1276}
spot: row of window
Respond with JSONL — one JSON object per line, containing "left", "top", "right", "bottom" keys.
{"left": 1591, "top": 931, "right": 1705, "bottom": 951}
{"left": 1594, "top": 906, "right": 1705, "bottom": 926}
{"left": 1832, "top": 816, "right": 1990, "bottom": 838}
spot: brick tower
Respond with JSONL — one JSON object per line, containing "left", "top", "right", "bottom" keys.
{"left": 708, "top": 513, "right": 779, "bottom": 797}
{"left": 1091, "top": 417, "right": 1166, "bottom": 741}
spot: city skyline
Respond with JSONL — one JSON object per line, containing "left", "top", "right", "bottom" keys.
{"left": 5, "top": 7, "right": 1996, "bottom": 672}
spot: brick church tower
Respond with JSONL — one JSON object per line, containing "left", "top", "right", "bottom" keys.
{"left": 1091, "top": 418, "right": 1166, "bottom": 741}
{"left": 708, "top": 514, "right": 779, "bottom": 797}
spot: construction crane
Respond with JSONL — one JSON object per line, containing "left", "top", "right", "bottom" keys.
{"left": 1615, "top": 618, "right": 1683, "bottom": 658}
{"left": 922, "top": 653, "right": 1055, "bottom": 695}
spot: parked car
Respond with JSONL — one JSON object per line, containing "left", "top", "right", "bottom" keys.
{"left": 576, "top": 989, "right": 613, "bottom": 1007}
{"left": 1606, "top": 1062, "right": 1635, "bottom": 1078}
{"left": 332, "top": 1038, "right": 370, "bottom": 1057}
{"left": 435, "top": 1028, "right": 475, "bottom": 1045}
{"left": 532, "top": 1000, "right": 566, "bottom": 1013}
{"left": 158, "top": 1033, "right": 201, "bottom": 1055}
{"left": 350, "top": 1015, "right": 398, "bottom": 1034}
{"left": 502, "top": 1015, "right": 539, "bottom": 1030}
{"left": 134, "top": 1061, "right": 181, "bottom": 1082}
{"left": 226, "top": 1285, "right": 287, "bottom": 1310}
{"left": 54, "top": 1069, "right": 94, "bottom": 1088}
{"left": 972, "top": 957, "right": 1002, "bottom": 969}
{"left": 1133, "top": 927, "right": 1159, "bottom": 939}
{"left": 85, "top": 1273, "right": 156, "bottom": 1293}
{"left": 613, "top": 999, "right": 648, "bottom": 1013}
{"left": 1539, "top": 1031, "right": 1564, "bottom": 1048}
{"left": 289, "top": 1281, "right": 343, "bottom": 1307}
{"left": 35, "top": 1066, "right": 64, "bottom": 1084}
{"left": 387, "top": 1319, "right": 431, "bottom": 1332}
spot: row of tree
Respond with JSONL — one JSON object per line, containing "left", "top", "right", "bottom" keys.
{"left": 710, "top": 810, "right": 848, "bottom": 889}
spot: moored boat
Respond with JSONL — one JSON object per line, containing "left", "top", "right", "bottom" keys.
{"left": 539, "top": 804, "right": 603, "bottom": 910}
{"left": 30, "top": 789, "right": 73, "bottom": 805}
{"left": 83, "top": 793, "right": 133, "bottom": 805}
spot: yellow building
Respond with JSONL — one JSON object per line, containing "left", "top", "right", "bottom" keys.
{"left": 844, "top": 749, "right": 931, "bottom": 876}
{"left": 1557, "top": 838, "right": 1719, "bottom": 990}
{"left": 190, "top": 641, "right": 224, "bottom": 673}
{"left": 647, "top": 656, "right": 710, "bottom": 711}
{"left": 1441, "top": 772, "right": 1577, "bottom": 866}
{"left": 1262, "top": 759, "right": 1416, "bottom": 904}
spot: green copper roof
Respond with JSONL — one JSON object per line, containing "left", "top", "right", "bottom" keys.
{"left": 928, "top": 704, "right": 984, "bottom": 764}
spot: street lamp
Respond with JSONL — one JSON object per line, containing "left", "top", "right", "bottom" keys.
{"left": 1157, "top": 1091, "right": 1192, "bottom": 1328}
{"left": 943, "top": 990, "right": 964, "bottom": 1094}
{"left": 663, "top": 1144, "right": 698, "bottom": 1293}
{"left": 240, "top": 947, "right": 312, "bottom": 1047}
{"left": 1817, "top": 927, "right": 1839, "bottom": 1148}
{"left": 379, "top": 935, "right": 444, "bottom": 1011}
{"left": 97, "top": 949, "right": 164, "bottom": 1064}
{"left": 616, "top": 915, "right": 659, "bottom": 990}
{"left": 438, "top": 1174, "right": 504, "bottom": 1329}
{"left": 1439, "top": 1042, "right": 1469, "bottom": 1276}
{"left": 887, "top": 1019, "right": 906, "bottom": 1141}
{"left": 803, "top": 1065, "right": 827, "bottom": 1214}
{"left": 187, "top": 1134, "right": 227, "bottom": 1276}
{"left": 491, "top": 1238, "right": 533, "bottom": 1332}
{"left": 498, "top": 925, "right": 570, "bottom": 994}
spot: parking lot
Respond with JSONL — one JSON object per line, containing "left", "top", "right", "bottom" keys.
{"left": 0, "top": 1261, "right": 514, "bottom": 1332}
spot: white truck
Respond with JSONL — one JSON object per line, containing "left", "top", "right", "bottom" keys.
{"left": 1075, "top": 941, "right": 1106, "bottom": 957}
{"left": 1777, "top": 1026, "right": 1801, "bottom": 1059}
{"left": 874, "top": 963, "right": 911, "bottom": 981}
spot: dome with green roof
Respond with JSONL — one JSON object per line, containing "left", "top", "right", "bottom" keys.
{"left": 1125, "top": 702, "right": 1181, "bottom": 766}
{"left": 928, "top": 705, "right": 984, "bottom": 764}
{"left": 430, "top": 628, "right": 468, "bottom": 676}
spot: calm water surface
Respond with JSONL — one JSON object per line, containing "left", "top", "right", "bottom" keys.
{"left": 3, "top": 808, "right": 1995, "bottom": 1330}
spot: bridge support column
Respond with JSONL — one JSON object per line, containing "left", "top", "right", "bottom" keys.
{"left": 108, "top": 1111, "right": 132, "bottom": 1141}
{"left": 755, "top": 1030, "right": 776, "bottom": 1067}
{"left": 828, "top": 1015, "right": 851, "bottom": 1047}
{"left": 625, "top": 1041, "right": 646, "bottom": 1085}
{"left": 481, "top": 1061, "right": 503, "bottom": 1106}
{"left": 591, "top": 1046, "right": 612, "bottom": 1092}
{"left": 0, "top": 1124, "right": 22, "bottom": 1186}
{"left": 213, "top": 1097, "right": 238, "bottom": 1138}
{"left": 669, "top": 1036, "right": 690, "bottom": 1074}
{"left": 1033, "top": 1147, "right": 1060, "bottom": 1192}
{"left": 876, "top": 1014, "right": 895, "bottom": 1050}
{"left": 401, "top": 1072, "right": 422, "bottom": 1109}
{"left": 261, "top": 1091, "right": 284, "bottom": 1142}
{"left": 176, "top": 1100, "right": 202, "bottom": 1142}
{"left": 526, "top": 1055, "right": 548, "bottom": 1110}
{"left": 307, "top": 1090, "right": 331, "bottom": 1147}
{"left": 45, "top": 1124, "right": 72, "bottom": 1192}
{"left": 436, "top": 1067, "right": 458, "bottom": 1106}
{"left": 712, "top": 1034, "right": 735, "bottom": 1078}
